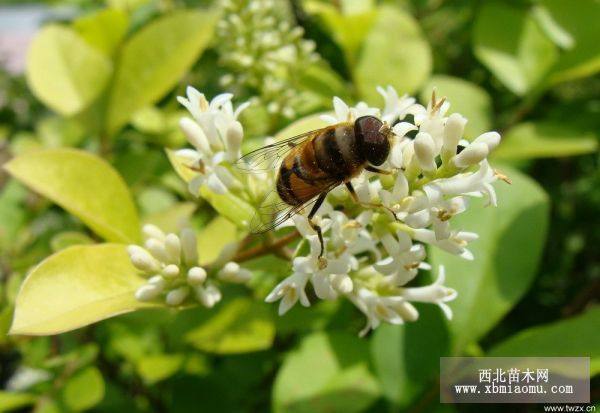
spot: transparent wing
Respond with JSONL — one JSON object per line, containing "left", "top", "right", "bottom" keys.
{"left": 235, "top": 128, "right": 326, "bottom": 173}
{"left": 250, "top": 179, "right": 342, "bottom": 234}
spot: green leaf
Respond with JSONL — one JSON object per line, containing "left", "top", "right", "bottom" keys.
{"left": 10, "top": 244, "right": 157, "bottom": 335}
{"left": 306, "top": 2, "right": 377, "bottom": 67}
{"left": 473, "top": 2, "right": 557, "bottom": 95}
{"left": 493, "top": 122, "right": 598, "bottom": 160}
{"left": 488, "top": 306, "right": 600, "bottom": 375}
{"left": 0, "top": 392, "right": 36, "bottom": 412}
{"left": 50, "top": 231, "right": 94, "bottom": 252}
{"left": 197, "top": 216, "right": 239, "bottom": 266}
{"left": 166, "top": 149, "right": 255, "bottom": 229}
{"left": 273, "top": 331, "right": 380, "bottom": 413}
{"left": 136, "top": 354, "right": 184, "bottom": 384}
{"left": 73, "top": 8, "right": 129, "bottom": 56}
{"left": 420, "top": 75, "right": 493, "bottom": 139}
{"left": 355, "top": 5, "right": 432, "bottom": 101}
{"left": 5, "top": 149, "right": 140, "bottom": 243}
{"left": 185, "top": 298, "right": 275, "bottom": 354}
{"left": 297, "top": 63, "right": 351, "bottom": 103}
{"left": 62, "top": 366, "right": 105, "bottom": 411}
{"left": 26, "top": 25, "right": 112, "bottom": 116}
{"left": 541, "top": 0, "right": 600, "bottom": 83}
{"left": 142, "top": 202, "right": 197, "bottom": 234}
{"left": 0, "top": 180, "right": 27, "bottom": 252}
{"left": 106, "top": 9, "right": 218, "bottom": 134}
{"left": 430, "top": 167, "right": 550, "bottom": 354}
{"left": 371, "top": 305, "right": 450, "bottom": 407}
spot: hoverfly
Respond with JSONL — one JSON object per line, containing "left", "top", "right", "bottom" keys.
{"left": 236, "top": 115, "right": 394, "bottom": 257}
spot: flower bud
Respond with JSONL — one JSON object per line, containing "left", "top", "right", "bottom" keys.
{"left": 162, "top": 264, "right": 180, "bottom": 278}
{"left": 164, "top": 234, "right": 181, "bottom": 264}
{"left": 145, "top": 239, "right": 170, "bottom": 263}
{"left": 180, "top": 228, "right": 198, "bottom": 266}
{"left": 331, "top": 274, "right": 353, "bottom": 294}
{"left": 392, "top": 301, "right": 419, "bottom": 321}
{"left": 442, "top": 113, "right": 467, "bottom": 155}
{"left": 180, "top": 117, "right": 211, "bottom": 155}
{"left": 226, "top": 120, "right": 244, "bottom": 161}
{"left": 128, "top": 246, "right": 160, "bottom": 273}
{"left": 142, "top": 224, "right": 165, "bottom": 242}
{"left": 218, "top": 262, "right": 252, "bottom": 283}
{"left": 452, "top": 142, "right": 489, "bottom": 168}
{"left": 166, "top": 286, "right": 189, "bottom": 306}
{"left": 135, "top": 284, "right": 163, "bottom": 302}
{"left": 148, "top": 275, "right": 166, "bottom": 289}
{"left": 473, "top": 131, "right": 501, "bottom": 152}
{"left": 413, "top": 132, "right": 437, "bottom": 171}
{"left": 187, "top": 267, "right": 207, "bottom": 285}
{"left": 195, "top": 284, "right": 222, "bottom": 308}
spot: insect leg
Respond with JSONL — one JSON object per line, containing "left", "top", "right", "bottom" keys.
{"left": 345, "top": 182, "right": 399, "bottom": 221}
{"left": 307, "top": 192, "right": 327, "bottom": 258}
{"left": 365, "top": 166, "right": 392, "bottom": 175}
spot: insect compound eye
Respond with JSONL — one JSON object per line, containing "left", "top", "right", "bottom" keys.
{"left": 354, "top": 116, "right": 389, "bottom": 166}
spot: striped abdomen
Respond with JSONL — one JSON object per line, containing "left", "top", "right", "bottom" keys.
{"left": 276, "top": 123, "right": 365, "bottom": 206}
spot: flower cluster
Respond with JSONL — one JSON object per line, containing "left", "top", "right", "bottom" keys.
{"left": 130, "top": 224, "right": 251, "bottom": 307}
{"left": 176, "top": 88, "right": 250, "bottom": 196}
{"left": 263, "top": 87, "right": 507, "bottom": 335}
{"left": 216, "top": 0, "right": 319, "bottom": 119}
{"left": 171, "top": 85, "right": 507, "bottom": 335}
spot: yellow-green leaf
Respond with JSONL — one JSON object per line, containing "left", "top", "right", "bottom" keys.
{"left": 5, "top": 149, "right": 140, "bottom": 243}
{"left": 197, "top": 216, "right": 239, "bottom": 266}
{"left": 489, "top": 306, "right": 600, "bottom": 375}
{"left": 61, "top": 366, "right": 105, "bottom": 411}
{"left": 73, "top": 8, "right": 129, "bottom": 56}
{"left": 185, "top": 298, "right": 275, "bottom": 354}
{"left": 355, "top": 5, "right": 431, "bottom": 101}
{"left": 142, "top": 202, "right": 196, "bottom": 234}
{"left": 473, "top": 2, "right": 558, "bottom": 95}
{"left": 10, "top": 244, "right": 157, "bottom": 335}
{"left": 430, "top": 167, "right": 550, "bottom": 354}
{"left": 106, "top": 9, "right": 218, "bottom": 134}
{"left": 542, "top": 0, "right": 600, "bottom": 84}
{"left": 0, "top": 392, "right": 36, "bottom": 412}
{"left": 274, "top": 332, "right": 380, "bottom": 413}
{"left": 492, "top": 122, "right": 598, "bottom": 160}
{"left": 26, "top": 25, "right": 112, "bottom": 116}
{"left": 136, "top": 354, "right": 184, "bottom": 384}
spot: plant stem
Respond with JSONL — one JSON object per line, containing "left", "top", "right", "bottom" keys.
{"left": 233, "top": 230, "right": 300, "bottom": 263}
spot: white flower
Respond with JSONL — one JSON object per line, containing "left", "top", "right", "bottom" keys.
{"left": 320, "top": 96, "right": 379, "bottom": 124}
{"left": 374, "top": 231, "right": 429, "bottom": 286}
{"left": 399, "top": 266, "right": 457, "bottom": 320}
{"left": 377, "top": 85, "right": 419, "bottom": 124}
{"left": 176, "top": 87, "right": 249, "bottom": 195}
{"left": 388, "top": 122, "right": 417, "bottom": 168}
{"left": 348, "top": 288, "right": 419, "bottom": 337}
{"left": 412, "top": 90, "right": 450, "bottom": 153}
{"left": 412, "top": 227, "right": 478, "bottom": 260}
{"left": 329, "top": 210, "right": 380, "bottom": 258}
{"left": 6, "top": 367, "right": 52, "bottom": 391}
{"left": 265, "top": 271, "right": 310, "bottom": 315}
{"left": 423, "top": 159, "right": 500, "bottom": 206}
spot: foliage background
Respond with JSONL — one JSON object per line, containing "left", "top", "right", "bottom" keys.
{"left": 0, "top": 0, "right": 598, "bottom": 412}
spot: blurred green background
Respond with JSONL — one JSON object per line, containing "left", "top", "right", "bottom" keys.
{"left": 0, "top": 0, "right": 598, "bottom": 412}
